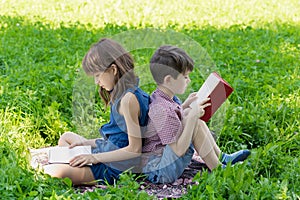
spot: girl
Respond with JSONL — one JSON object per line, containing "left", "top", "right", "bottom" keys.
{"left": 44, "top": 38, "right": 149, "bottom": 185}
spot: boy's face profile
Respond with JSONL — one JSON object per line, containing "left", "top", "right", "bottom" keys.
{"left": 167, "top": 70, "right": 191, "bottom": 95}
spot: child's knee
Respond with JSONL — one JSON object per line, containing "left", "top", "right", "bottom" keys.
{"left": 197, "top": 119, "right": 206, "bottom": 127}
{"left": 43, "top": 165, "right": 65, "bottom": 178}
{"left": 192, "top": 120, "right": 205, "bottom": 137}
{"left": 58, "top": 132, "right": 74, "bottom": 146}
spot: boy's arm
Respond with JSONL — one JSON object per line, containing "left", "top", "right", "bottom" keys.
{"left": 169, "top": 112, "right": 199, "bottom": 157}
{"left": 169, "top": 98, "right": 210, "bottom": 157}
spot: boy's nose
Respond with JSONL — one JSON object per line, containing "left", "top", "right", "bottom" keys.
{"left": 187, "top": 77, "right": 191, "bottom": 84}
{"left": 95, "top": 77, "right": 100, "bottom": 84}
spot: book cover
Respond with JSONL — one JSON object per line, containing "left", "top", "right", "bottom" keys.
{"left": 48, "top": 146, "right": 92, "bottom": 164}
{"left": 194, "top": 72, "right": 234, "bottom": 122}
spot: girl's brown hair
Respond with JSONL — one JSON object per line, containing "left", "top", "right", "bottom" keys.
{"left": 82, "top": 38, "right": 137, "bottom": 105}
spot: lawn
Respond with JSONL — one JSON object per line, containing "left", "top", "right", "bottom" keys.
{"left": 0, "top": 0, "right": 299, "bottom": 199}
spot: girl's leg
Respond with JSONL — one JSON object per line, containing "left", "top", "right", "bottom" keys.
{"left": 58, "top": 132, "right": 88, "bottom": 146}
{"left": 192, "top": 119, "right": 221, "bottom": 170}
{"left": 43, "top": 164, "right": 95, "bottom": 185}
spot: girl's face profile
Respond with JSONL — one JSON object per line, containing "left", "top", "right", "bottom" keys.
{"left": 94, "top": 65, "right": 116, "bottom": 91}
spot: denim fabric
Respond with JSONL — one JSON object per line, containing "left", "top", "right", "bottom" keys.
{"left": 90, "top": 138, "right": 122, "bottom": 184}
{"left": 91, "top": 138, "right": 142, "bottom": 184}
{"left": 90, "top": 86, "right": 149, "bottom": 184}
{"left": 143, "top": 145, "right": 194, "bottom": 184}
{"left": 100, "top": 86, "right": 149, "bottom": 146}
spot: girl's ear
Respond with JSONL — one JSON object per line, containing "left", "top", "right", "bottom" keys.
{"left": 111, "top": 64, "right": 118, "bottom": 75}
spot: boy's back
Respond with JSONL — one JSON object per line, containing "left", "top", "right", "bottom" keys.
{"left": 143, "top": 88, "right": 183, "bottom": 154}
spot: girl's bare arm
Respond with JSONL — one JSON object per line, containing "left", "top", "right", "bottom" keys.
{"left": 69, "top": 92, "right": 142, "bottom": 166}
{"left": 94, "top": 92, "right": 142, "bottom": 161}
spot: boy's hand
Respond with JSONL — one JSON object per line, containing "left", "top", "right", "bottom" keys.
{"left": 189, "top": 98, "right": 211, "bottom": 118}
{"left": 182, "top": 92, "right": 198, "bottom": 110}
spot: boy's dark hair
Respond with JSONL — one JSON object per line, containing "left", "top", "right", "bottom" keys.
{"left": 150, "top": 45, "right": 194, "bottom": 84}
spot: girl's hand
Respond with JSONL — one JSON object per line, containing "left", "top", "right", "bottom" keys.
{"left": 189, "top": 98, "right": 211, "bottom": 118}
{"left": 69, "top": 142, "right": 84, "bottom": 148}
{"left": 69, "top": 139, "right": 96, "bottom": 149}
{"left": 69, "top": 154, "right": 98, "bottom": 167}
{"left": 182, "top": 92, "right": 198, "bottom": 110}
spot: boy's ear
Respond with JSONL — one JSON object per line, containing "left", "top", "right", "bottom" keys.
{"left": 163, "top": 75, "right": 173, "bottom": 84}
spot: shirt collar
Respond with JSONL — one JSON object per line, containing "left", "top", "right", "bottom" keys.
{"left": 154, "top": 88, "right": 176, "bottom": 103}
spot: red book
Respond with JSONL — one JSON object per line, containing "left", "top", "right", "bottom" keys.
{"left": 193, "top": 72, "right": 234, "bottom": 122}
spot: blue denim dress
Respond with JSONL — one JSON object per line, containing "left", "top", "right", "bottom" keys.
{"left": 90, "top": 86, "right": 149, "bottom": 184}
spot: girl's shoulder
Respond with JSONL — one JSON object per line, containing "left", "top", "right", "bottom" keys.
{"left": 122, "top": 87, "right": 149, "bottom": 106}
{"left": 118, "top": 92, "right": 140, "bottom": 116}
{"left": 121, "top": 91, "right": 138, "bottom": 104}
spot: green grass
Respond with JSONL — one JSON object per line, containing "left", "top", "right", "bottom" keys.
{"left": 1, "top": 0, "right": 299, "bottom": 199}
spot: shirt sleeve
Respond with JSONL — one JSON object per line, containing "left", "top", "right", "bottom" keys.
{"left": 149, "top": 103, "right": 182, "bottom": 145}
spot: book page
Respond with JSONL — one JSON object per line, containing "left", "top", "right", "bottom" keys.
{"left": 48, "top": 146, "right": 92, "bottom": 164}
{"left": 191, "top": 73, "right": 219, "bottom": 107}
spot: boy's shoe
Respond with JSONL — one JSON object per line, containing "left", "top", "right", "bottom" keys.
{"left": 221, "top": 150, "right": 251, "bottom": 165}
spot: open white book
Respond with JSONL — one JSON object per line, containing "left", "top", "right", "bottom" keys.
{"left": 48, "top": 146, "right": 92, "bottom": 164}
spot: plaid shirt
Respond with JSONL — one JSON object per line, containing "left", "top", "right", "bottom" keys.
{"left": 142, "top": 88, "right": 183, "bottom": 153}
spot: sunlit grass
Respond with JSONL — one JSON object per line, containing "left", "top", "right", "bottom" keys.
{"left": 1, "top": 0, "right": 299, "bottom": 29}
{"left": 0, "top": 0, "right": 299, "bottom": 199}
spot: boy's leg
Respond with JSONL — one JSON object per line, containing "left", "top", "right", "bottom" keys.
{"left": 192, "top": 120, "right": 251, "bottom": 168}
{"left": 200, "top": 151, "right": 220, "bottom": 170}
{"left": 192, "top": 119, "right": 221, "bottom": 170}
{"left": 43, "top": 164, "right": 95, "bottom": 185}
{"left": 204, "top": 127, "right": 222, "bottom": 157}
{"left": 143, "top": 145, "right": 194, "bottom": 184}
{"left": 58, "top": 132, "right": 88, "bottom": 146}
{"left": 183, "top": 109, "right": 221, "bottom": 157}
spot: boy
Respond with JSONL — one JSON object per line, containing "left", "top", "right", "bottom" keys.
{"left": 142, "top": 45, "right": 250, "bottom": 184}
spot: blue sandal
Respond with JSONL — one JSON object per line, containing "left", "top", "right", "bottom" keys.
{"left": 221, "top": 150, "right": 251, "bottom": 165}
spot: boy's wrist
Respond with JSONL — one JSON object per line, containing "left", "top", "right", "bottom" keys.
{"left": 186, "top": 111, "right": 199, "bottom": 121}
